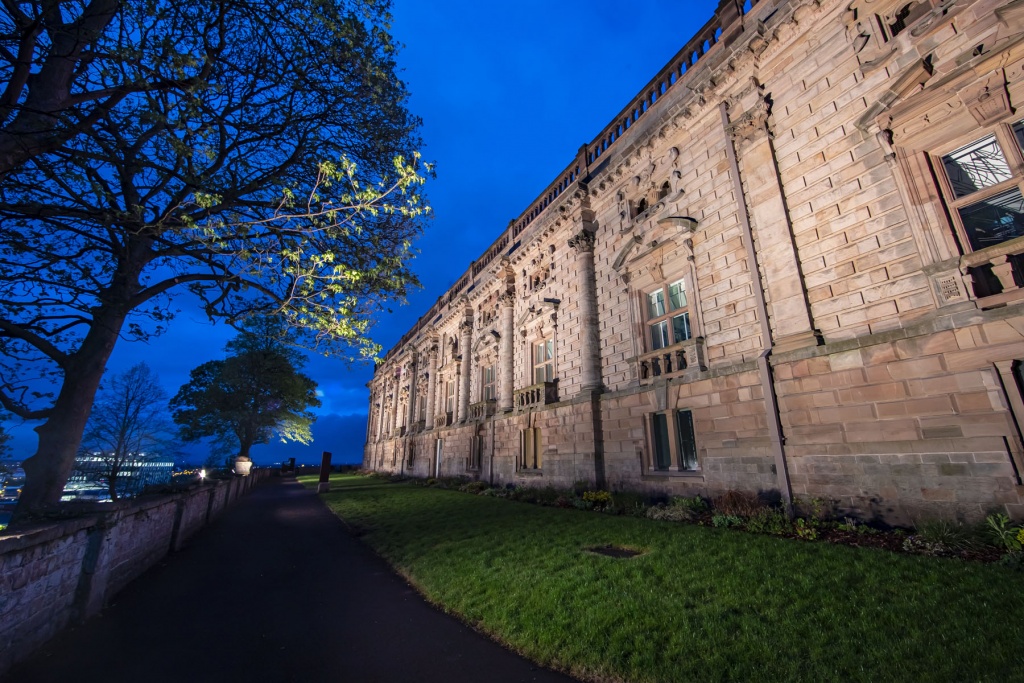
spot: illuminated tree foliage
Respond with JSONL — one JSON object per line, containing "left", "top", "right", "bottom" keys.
{"left": 0, "top": 0, "right": 428, "bottom": 516}
{"left": 170, "top": 319, "right": 320, "bottom": 462}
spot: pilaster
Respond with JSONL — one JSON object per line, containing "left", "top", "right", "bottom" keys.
{"left": 569, "top": 228, "right": 602, "bottom": 392}
{"left": 727, "top": 90, "right": 822, "bottom": 353}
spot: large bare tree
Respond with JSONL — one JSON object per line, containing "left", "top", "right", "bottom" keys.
{"left": 78, "top": 362, "right": 174, "bottom": 500}
{"left": 0, "top": 0, "right": 429, "bottom": 518}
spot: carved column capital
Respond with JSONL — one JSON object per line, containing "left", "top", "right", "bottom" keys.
{"left": 727, "top": 96, "right": 772, "bottom": 149}
{"left": 499, "top": 290, "right": 516, "bottom": 307}
{"left": 568, "top": 229, "right": 596, "bottom": 254}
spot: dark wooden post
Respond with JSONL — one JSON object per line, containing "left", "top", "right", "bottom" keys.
{"left": 317, "top": 451, "right": 332, "bottom": 493}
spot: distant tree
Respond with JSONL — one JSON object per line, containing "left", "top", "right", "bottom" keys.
{"left": 77, "top": 363, "right": 175, "bottom": 500}
{"left": 170, "top": 320, "right": 321, "bottom": 462}
{"left": 0, "top": 412, "right": 11, "bottom": 459}
{"left": 1, "top": 0, "right": 428, "bottom": 517}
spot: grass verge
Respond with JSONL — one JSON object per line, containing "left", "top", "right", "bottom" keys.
{"left": 302, "top": 474, "right": 1024, "bottom": 683}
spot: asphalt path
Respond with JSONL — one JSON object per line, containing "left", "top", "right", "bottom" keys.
{"left": 6, "top": 477, "right": 578, "bottom": 683}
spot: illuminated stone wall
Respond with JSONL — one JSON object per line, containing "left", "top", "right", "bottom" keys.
{"left": 366, "top": 0, "right": 1024, "bottom": 524}
{"left": 0, "top": 472, "right": 265, "bottom": 675}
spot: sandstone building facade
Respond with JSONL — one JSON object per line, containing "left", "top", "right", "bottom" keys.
{"left": 364, "top": 0, "right": 1024, "bottom": 523}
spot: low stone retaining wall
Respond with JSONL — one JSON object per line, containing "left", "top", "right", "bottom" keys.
{"left": 0, "top": 470, "right": 267, "bottom": 675}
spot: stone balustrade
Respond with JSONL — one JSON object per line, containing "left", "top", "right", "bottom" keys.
{"left": 962, "top": 236, "right": 1024, "bottom": 308}
{"left": 434, "top": 411, "right": 453, "bottom": 429}
{"left": 469, "top": 399, "right": 497, "bottom": 420}
{"left": 514, "top": 381, "right": 558, "bottom": 410}
{"left": 637, "top": 337, "right": 707, "bottom": 383}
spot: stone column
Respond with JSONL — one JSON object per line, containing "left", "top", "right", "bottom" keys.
{"left": 499, "top": 290, "right": 515, "bottom": 412}
{"left": 374, "top": 386, "right": 385, "bottom": 441}
{"left": 569, "top": 228, "right": 601, "bottom": 391}
{"left": 390, "top": 373, "right": 400, "bottom": 436}
{"left": 727, "top": 92, "right": 821, "bottom": 353}
{"left": 405, "top": 354, "right": 418, "bottom": 433}
{"left": 425, "top": 342, "right": 438, "bottom": 430}
{"left": 457, "top": 320, "right": 473, "bottom": 422}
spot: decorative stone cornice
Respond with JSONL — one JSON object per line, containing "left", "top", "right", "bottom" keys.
{"left": 568, "top": 229, "right": 596, "bottom": 254}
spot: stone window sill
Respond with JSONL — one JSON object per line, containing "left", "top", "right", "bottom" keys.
{"left": 641, "top": 470, "right": 704, "bottom": 482}
{"left": 516, "top": 469, "right": 544, "bottom": 477}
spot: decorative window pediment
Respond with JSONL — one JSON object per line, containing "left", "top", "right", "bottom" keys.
{"left": 844, "top": 0, "right": 962, "bottom": 74}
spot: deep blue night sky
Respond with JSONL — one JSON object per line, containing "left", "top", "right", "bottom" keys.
{"left": 4, "top": 0, "right": 719, "bottom": 465}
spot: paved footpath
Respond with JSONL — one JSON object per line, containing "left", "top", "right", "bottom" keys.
{"left": 6, "top": 477, "right": 578, "bottom": 683}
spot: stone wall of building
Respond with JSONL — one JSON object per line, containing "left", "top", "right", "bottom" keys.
{"left": 0, "top": 472, "right": 266, "bottom": 676}
{"left": 366, "top": 0, "right": 1024, "bottom": 525}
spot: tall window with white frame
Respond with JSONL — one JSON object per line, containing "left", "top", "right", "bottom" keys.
{"left": 935, "top": 119, "right": 1024, "bottom": 252}
{"left": 481, "top": 364, "right": 496, "bottom": 401}
{"left": 533, "top": 340, "right": 554, "bottom": 384}
{"left": 648, "top": 409, "right": 698, "bottom": 472}
{"left": 646, "top": 278, "right": 691, "bottom": 351}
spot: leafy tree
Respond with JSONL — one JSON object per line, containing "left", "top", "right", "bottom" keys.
{"left": 0, "top": 0, "right": 428, "bottom": 516}
{"left": 170, "top": 320, "right": 321, "bottom": 462}
{"left": 76, "top": 363, "right": 175, "bottom": 500}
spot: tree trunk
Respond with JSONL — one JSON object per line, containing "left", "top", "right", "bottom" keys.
{"left": 13, "top": 312, "right": 125, "bottom": 521}
{"left": 236, "top": 437, "right": 253, "bottom": 461}
{"left": 108, "top": 460, "right": 120, "bottom": 501}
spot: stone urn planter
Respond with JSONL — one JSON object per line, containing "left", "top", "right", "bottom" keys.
{"left": 233, "top": 456, "right": 253, "bottom": 476}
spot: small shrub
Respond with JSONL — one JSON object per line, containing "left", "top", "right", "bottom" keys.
{"left": 711, "top": 513, "right": 743, "bottom": 528}
{"left": 582, "top": 490, "right": 613, "bottom": 508}
{"left": 714, "top": 490, "right": 762, "bottom": 517}
{"left": 424, "top": 478, "right": 437, "bottom": 487}
{"left": 985, "top": 513, "right": 1023, "bottom": 552}
{"left": 794, "top": 518, "right": 819, "bottom": 540}
{"left": 480, "top": 487, "right": 508, "bottom": 498}
{"left": 671, "top": 495, "right": 708, "bottom": 513}
{"left": 554, "top": 495, "right": 573, "bottom": 508}
{"left": 902, "top": 535, "right": 950, "bottom": 557}
{"left": 459, "top": 480, "right": 489, "bottom": 494}
{"left": 572, "top": 498, "right": 594, "bottom": 511}
{"left": 646, "top": 505, "right": 696, "bottom": 523}
{"left": 608, "top": 491, "right": 648, "bottom": 517}
{"left": 917, "top": 518, "right": 978, "bottom": 552}
{"left": 795, "top": 496, "right": 834, "bottom": 523}
{"left": 434, "top": 476, "right": 469, "bottom": 490}
{"left": 746, "top": 508, "right": 791, "bottom": 535}
{"left": 837, "top": 517, "right": 880, "bottom": 535}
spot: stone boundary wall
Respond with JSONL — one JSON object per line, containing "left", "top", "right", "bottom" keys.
{"left": 0, "top": 470, "right": 267, "bottom": 676}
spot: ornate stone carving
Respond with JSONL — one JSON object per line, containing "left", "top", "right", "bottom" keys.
{"left": 958, "top": 69, "right": 1012, "bottom": 127}
{"left": 568, "top": 230, "right": 596, "bottom": 254}
{"left": 728, "top": 95, "right": 772, "bottom": 148}
{"left": 498, "top": 290, "right": 516, "bottom": 307}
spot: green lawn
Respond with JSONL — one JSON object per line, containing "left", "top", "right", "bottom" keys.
{"left": 302, "top": 474, "right": 1024, "bottom": 683}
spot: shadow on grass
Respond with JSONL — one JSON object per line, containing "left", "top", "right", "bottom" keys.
{"left": 305, "top": 474, "right": 1024, "bottom": 683}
